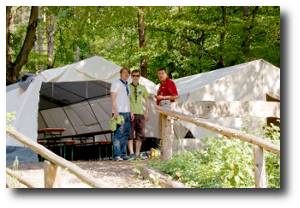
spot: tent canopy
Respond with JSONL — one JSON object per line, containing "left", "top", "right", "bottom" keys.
{"left": 39, "top": 80, "right": 111, "bottom": 110}
{"left": 175, "top": 59, "right": 280, "bottom": 102}
{"left": 6, "top": 56, "right": 158, "bottom": 146}
{"left": 6, "top": 57, "right": 280, "bottom": 147}
{"left": 172, "top": 59, "right": 280, "bottom": 138}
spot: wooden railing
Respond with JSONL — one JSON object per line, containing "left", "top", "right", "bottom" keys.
{"left": 6, "top": 127, "right": 110, "bottom": 188}
{"left": 156, "top": 105, "right": 280, "bottom": 188}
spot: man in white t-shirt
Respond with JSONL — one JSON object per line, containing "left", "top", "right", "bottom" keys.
{"left": 110, "top": 67, "right": 133, "bottom": 161}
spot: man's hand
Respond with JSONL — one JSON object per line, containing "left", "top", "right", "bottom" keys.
{"left": 144, "top": 113, "right": 149, "bottom": 122}
{"left": 156, "top": 95, "right": 164, "bottom": 101}
{"left": 113, "top": 112, "right": 119, "bottom": 118}
{"left": 131, "top": 112, "right": 135, "bottom": 121}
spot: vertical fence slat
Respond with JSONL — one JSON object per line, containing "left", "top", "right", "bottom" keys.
{"left": 161, "top": 114, "right": 174, "bottom": 160}
{"left": 254, "top": 146, "right": 267, "bottom": 188}
{"left": 44, "top": 160, "right": 61, "bottom": 188}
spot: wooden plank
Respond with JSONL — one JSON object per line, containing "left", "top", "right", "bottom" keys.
{"left": 160, "top": 114, "right": 173, "bottom": 160}
{"left": 254, "top": 146, "right": 267, "bottom": 188}
{"left": 156, "top": 106, "right": 280, "bottom": 155}
{"left": 176, "top": 101, "right": 280, "bottom": 119}
{"left": 6, "top": 168, "right": 37, "bottom": 188}
{"left": 44, "top": 160, "right": 61, "bottom": 188}
{"left": 141, "top": 167, "right": 188, "bottom": 188}
{"left": 6, "top": 127, "right": 110, "bottom": 188}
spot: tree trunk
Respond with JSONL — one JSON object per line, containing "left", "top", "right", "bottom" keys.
{"left": 6, "top": 6, "right": 39, "bottom": 84}
{"left": 6, "top": 7, "right": 14, "bottom": 76}
{"left": 20, "top": 6, "right": 25, "bottom": 23}
{"left": 46, "top": 14, "right": 56, "bottom": 69}
{"left": 217, "top": 6, "right": 227, "bottom": 68}
{"left": 241, "top": 6, "right": 259, "bottom": 57}
{"left": 36, "top": 11, "right": 44, "bottom": 54}
{"left": 74, "top": 45, "right": 80, "bottom": 61}
{"left": 138, "top": 6, "right": 147, "bottom": 77}
{"left": 243, "top": 6, "right": 249, "bottom": 17}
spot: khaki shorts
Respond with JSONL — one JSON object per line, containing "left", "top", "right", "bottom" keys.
{"left": 129, "top": 114, "right": 145, "bottom": 141}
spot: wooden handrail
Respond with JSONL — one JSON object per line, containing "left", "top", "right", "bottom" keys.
{"left": 156, "top": 105, "right": 280, "bottom": 188}
{"left": 6, "top": 127, "right": 111, "bottom": 188}
{"left": 156, "top": 106, "right": 280, "bottom": 155}
{"left": 6, "top": 168, "right": 37, "bottom": 188}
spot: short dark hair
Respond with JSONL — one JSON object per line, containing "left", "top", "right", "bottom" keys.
{"left": 131, "top": 69, "right": 141, "bottom": 75}
{"left": 120, "top": 67, "right": 131, "bottom": 74}
{"left": 158, "top": 67, "right": 167, "bottom": 73}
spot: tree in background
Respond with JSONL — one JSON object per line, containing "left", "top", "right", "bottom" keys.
{"left": 6, "top": 6, "right": 280, "bottom": 84}
{"left": 6, "top": 6, "right": 39, "bottom": 84}
{"left": 138, "top": 6, "right": 147, "bottom": 78}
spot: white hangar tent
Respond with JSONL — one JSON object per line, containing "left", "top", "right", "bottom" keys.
{"left": 6, "top": 56, "right": 159, "bottom": 147}
{"left": 6, "top": 57, "right": 280, "bottom": 160}
{"left": 172, "top": 59, "right": 280, "bottom": 139}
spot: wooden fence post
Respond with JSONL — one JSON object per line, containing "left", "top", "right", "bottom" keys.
{"left": 44, "top": 160, "right": 61, "bottom": 188}
{"left": 161, "top": 114, "right": 174, "bottom": 160}
{"left": 254, "top": 146, "right": 267, "bottom": 188}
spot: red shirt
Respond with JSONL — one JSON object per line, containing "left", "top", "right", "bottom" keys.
{"left": 157, "top": 78, "right": 178, "bottom": 105}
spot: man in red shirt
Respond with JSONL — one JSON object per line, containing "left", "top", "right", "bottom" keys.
{"left": 156, "top": 68, "right": 179, "bottom": 106}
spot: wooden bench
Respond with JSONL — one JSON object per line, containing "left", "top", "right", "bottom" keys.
{"left": 38, "top": 130, "right": 113, "bottom": 160}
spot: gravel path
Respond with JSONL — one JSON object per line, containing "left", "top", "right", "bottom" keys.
{"left": 7, "top": 160, "right": 161, "bottom": 188}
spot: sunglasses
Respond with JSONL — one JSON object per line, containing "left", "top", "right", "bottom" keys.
{"left": 132, "top": 74, "right": 140, "bottom": 77}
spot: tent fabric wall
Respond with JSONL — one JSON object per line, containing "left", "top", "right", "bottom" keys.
{"left": 6, "top": 57, "right": 280, "bottom": 147}
{"left": 7, "top": 56, "right": 157, "bottom": 146}
{"left": 7, "top": 76, "right": 44, "bottom": 146}
{"left": 175, "top": 59, "right": 279, "bottom": 103}
{"left": 173, "top": 59, "right": 280, "bottom": 138}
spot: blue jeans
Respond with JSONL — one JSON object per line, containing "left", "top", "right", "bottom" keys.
{"left": 112, "top": 112, "right": 131, "bottom": 159}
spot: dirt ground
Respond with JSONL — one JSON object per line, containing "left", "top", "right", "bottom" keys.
{"left": 7, "top": 160, "right": 161, "bottom": 188}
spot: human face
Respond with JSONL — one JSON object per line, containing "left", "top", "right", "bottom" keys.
{"left": 158, "top": 70, "right": 168, "bottom": 82}
{"left": 120, "top": 70, "right": 130, "bottom": 81}
{"left": 131, "top": 72, "right": 140, "bottom": 84}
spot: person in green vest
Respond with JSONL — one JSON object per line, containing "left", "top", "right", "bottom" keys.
{"left": 128, "top": 69, "right": 149, "bottom": 160}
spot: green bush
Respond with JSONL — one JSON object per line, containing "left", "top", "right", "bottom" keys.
{"left": 149, "top": 123, "right": 280, "bottom": 188}
{"left": 150, "top": 138, "right": 255, "bottom": 188}
{"left": 263, "top": 122, "right": 280, "bottom": 188}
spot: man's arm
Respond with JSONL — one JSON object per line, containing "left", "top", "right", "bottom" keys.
{"left": 163, "top": 95, "right": 178, "bottom": 100}
{"left": 111, "top": 92, "right": 119, "bottom": 118}
{"left": 144, "top": 96, "right": 150, "bottom": 121}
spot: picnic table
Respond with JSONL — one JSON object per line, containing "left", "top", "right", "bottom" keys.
{"left": 38, "top": 128, "right": 66, "bottom": 139}
{"left": 37, "top": 129, "right": 113, "bottom": 161}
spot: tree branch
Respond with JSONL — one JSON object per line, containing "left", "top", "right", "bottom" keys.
{"left": 7, "top": 6, "right": 39, "bottom": 84}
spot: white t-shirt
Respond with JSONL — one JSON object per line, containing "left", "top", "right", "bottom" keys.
{"left": 110, "top": 79, "right": 131, "bottom": 113}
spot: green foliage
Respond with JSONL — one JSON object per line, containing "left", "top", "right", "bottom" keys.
{"left": 6, "top": 112, "right": 16, "bottom": 127}
{"left": 149, "top": 122, "right": 280, "bottom": 188}
{"left": 150, "top": 138, "right": 254, "bottom": 188}
{"left": 9, "top": 6, "right": 280, "bottom": 83}
{"left": 263, "top": 120, "right": 280, "bottom": 188}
